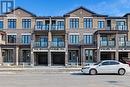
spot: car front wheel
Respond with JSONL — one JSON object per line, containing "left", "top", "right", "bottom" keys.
{"left": 118, "top": 68, "right": 126, "bottom": 75}
{"left": 89, "top": 69, "right": 97, "bottom": 75}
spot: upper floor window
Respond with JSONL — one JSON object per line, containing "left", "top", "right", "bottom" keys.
{"left": 84, "top": 18, "right": 92, "bottom": 29}
{"left": 69, "top": 18, "right": 79, "bottom": 29}
{"left": 69, "top": 35, "right": 79, "bottom": 44}
{"left": 98, "top": 21, "right": 104, "bottom": 29}
{"left": 57, "top": 21, "right": 64, "bottom": 30}
{"left": 0, "top": 21, "right": 3, "bottom": 29}
{"left": 8, "top": 19, "right": 16, "bottom": 29}
{"left": 116, "top": 21, "right": 126, "bottom": 30}
{"left": 22, "top": 19, "right": 31, "bottom": 29}
{"left": 36, "top": 21, "right": 43, "bottom": 29}
{"left": 22, "top": 35, "right": 31, "bottom": 44}
{"left": 7, "top": 35, "right": 16, "bottom": 43}
{"left": 84, "top": 35, "right": 93, "bottom": 44}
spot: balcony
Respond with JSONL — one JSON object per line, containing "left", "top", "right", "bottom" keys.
{"left": 33, "top": 42, "right": 48, "bottom": 48}
{"left": 100, "top": 41, "right": 115, "bottom": 47}
{"left": 116, "top": 26, "right": 127, "bottom": 31}
{"left": 51, "top": 42, "right": 65, "bottom": 48}
{"left": 51, "top": 25, "right": 64, "bottom": 30}
{"left": 6, "top": 38, "right": 31, "bottom": 45}
{"left": 119, "top": 41, "right": 130, "bottom": 47}
{"left": 34, "top": 25, "right": 49, "bottom": 30}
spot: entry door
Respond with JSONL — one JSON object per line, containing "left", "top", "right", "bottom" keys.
{"left": 85, "top": 50, "right": 93, "bottom": 62}
{"left": 69, "top": 51, "right": 78, "bottom": 63}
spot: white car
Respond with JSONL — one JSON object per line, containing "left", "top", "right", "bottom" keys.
{"left": 81, "top": 60, "right": 129, "bottom": 75}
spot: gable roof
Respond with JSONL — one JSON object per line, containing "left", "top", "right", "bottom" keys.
{"left": 4, "top": 7, "right": 36, "bottom": 17}
{"left": 64, "top": 6, "right": 107, "bottom": 17}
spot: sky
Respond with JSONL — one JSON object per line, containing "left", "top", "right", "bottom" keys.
{"left": 3, "top": 0, "right": 130, "bottom": 16}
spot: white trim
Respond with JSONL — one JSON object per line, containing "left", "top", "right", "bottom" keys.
{"left": 36, "top": 20, "right": 43, "bottom": 21}
{"left": 83, "top": 17, "right": 93, "bottom": 18}
{"left": 84, "top": 48, "right": 96, "bottom": 50}
{"left": 50, "top": 50, "right": 66, "bottom": 52}
{"left": 0, "top": 20, "right": 3, "bottom": 21}
{"left": 69, "top": 17, "right": 79, "bottom": 18}
{"left": 57, "top": 19, "right": 64, "bottom": 22}
{"left": 69, "top": 33, "right": 79, "bottom": 35}
{"left": 7, "top": 33, "right": 17, "bottom": 35}
{"left": 98, "top": 19, "right": 105, "bottom": 21}
{"left": 115, "top": 19, "right": 126, "bottom": 21}
{"left": 33, "top": 49, "right": 48, "bottom": 52}
{"left": 119, "top": 50, "right": 130, "bottom": 52}
{"left": 100, "top": 50, "right": 116, "bottom": 52}
{"left": 83, "top": 33, "right": 93, "bottom": 35}
{"left": 21, "top": 33, "right": 31, "bottom": 35}
{"left": 7, "top": 17, "right": 17, "bottom": 19}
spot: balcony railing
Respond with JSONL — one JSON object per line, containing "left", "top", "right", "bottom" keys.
{"left": 116, "top": 26, "right": 127, "bottom": 30}
{"left": 33, "top": 42, "right": 48, "bottom": 48}
{"left": 35, "top": 25, "right": 49, "bottom": 30}
{"left": 6, "top": 38, "right": 31, "bottom": 45}
{"left": 100, "top": 41, "right": 115, "bottom": 47}
{"left": 119, "top": 41, "right": 130, "bottom": 47}
{"left": 51, "top": 25, "right": 64, "bottom": 30}
{"left": 51, "top": 42, "right": 65, "bottom": 47}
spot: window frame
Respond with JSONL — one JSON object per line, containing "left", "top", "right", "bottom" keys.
{"left": 69, "top": 18, "right": 79, "bottom": 29}
{"left": 22, "top": 19, "right": 31, "bottom": 29}
{"left": 8, "top": 19, "right": 16, "bottom": 29}
{"left": 84, "top": 18, "right": 92, "bottom": 29}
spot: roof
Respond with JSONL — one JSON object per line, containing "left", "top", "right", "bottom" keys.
{"left": 4, "top": 7, "right": 36, "bottom": 17}
{"left": 124, "top": 13, "right": 130, "bottom": 17}
{"left": 107, "top": 16, "right": 127, "bottom": 19}
{"left": 92, "top": 14, "right": 108, "bottom": 17}
{"left": 64, "top": 6, "right": 108, "bottom": 17}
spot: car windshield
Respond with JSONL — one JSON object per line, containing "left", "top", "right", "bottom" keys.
{"left": 94, "top": 61, "right": 102, "bottom": 65}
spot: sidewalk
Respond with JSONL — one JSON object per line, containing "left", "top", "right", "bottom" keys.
{"left": 0, "top": 65, "right": 82, "bottom": 73}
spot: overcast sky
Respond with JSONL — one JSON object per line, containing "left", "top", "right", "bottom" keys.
{"left": 7, "top": 0, "right": 130, "bottom": 16}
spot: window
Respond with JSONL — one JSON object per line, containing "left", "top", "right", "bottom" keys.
{"left": 0, "top": 21, "right": 3, "bottom": 29}
{"left": 70, "top": 35, "right": 79, "bottom": 44}
{"left": 102, "top": 62, "right": 110, "bottom": 65}
{"left": 98, "top": 21, "right": 104, "bottom": 29}
{"left": 84, "top": 35, "right": 93, "bottom": 44}
{"left": 109, "top": 61, "right": 119, "bottom": 65}
{"left": 36, "top": 21, "right": 43, "bottom": 29}
{"left": 37, "top": 36, "right": 48, "bottom": 47}
{"left": 22, "top": 35, "right": 31, "bottom": 44}
{"left": 52, "top": 36, "right": 64, "bottom": 47}
{"left": 69, "top": 18, "right": 79, "bottom": 29}
{"left": 84, "top": 18, "right": 92, "bottom": 29}
{"left": 116, "top": 21, "right": 126, "bottom": 30}
{"left": 100, "top": 36, "right": 108, "bottom": 46}
{"left": 57, "top": 21, "right": 64, "bottom": 30}
{"left": 8, "top": 19, "right": 16, "bottom": 29}
{"left": 119, "top": 35, "right": 126, "bottom": 46}
{"left": 7, "top": 35, "right": 16, "bottom": 43}
{"left": 22, "top": 19, "right": 31, "bottom": 29}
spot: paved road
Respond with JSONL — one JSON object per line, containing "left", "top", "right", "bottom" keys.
{"left": 0, "top": 72, "right": 130, "bottom": 87}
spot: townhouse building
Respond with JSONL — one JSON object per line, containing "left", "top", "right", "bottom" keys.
{"left": 0, "top": 6, "right": 130, "bottom": 66}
